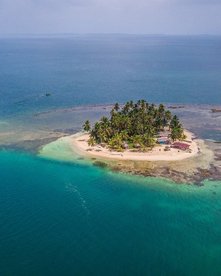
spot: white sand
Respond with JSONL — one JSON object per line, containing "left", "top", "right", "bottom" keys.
{"left": 70, "top": 131, "right": 200, "bottom": 162}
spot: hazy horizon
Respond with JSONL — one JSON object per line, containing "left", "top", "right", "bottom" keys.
{"left": 1, "top": 33, "right": 221, "bottom": 38}
{"left": 0, "top": 0, "right": 220, "bottom": 35}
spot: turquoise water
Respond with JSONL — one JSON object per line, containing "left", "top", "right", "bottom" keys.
{"left": 0, "top": 35, "right": 221, "bottom": 275}
{"left": 0, "top": 150, "right": 221, "bottom": 275}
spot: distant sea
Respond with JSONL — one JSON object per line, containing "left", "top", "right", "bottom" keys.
{"left": 0, "top": 35, "right": 221, "bottom": 276}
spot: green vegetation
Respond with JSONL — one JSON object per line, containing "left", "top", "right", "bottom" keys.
{"left": 83, "top": 100, "right": 185, "bottom": 151}
{"left": 83, "top": 120, "right": 91, "bottom": 132}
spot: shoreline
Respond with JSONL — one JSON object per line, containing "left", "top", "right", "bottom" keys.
{"left": 38, "top": 130, "right": 219, "bottom": 184}
{"left": 71, "top": 130, "right": 200, "bottom": 162}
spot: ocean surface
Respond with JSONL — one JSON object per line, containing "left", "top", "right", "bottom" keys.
{"left": 0, "top": 35, "right": 221, "bottom": 275}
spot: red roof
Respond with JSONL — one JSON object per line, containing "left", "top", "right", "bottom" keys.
{"left": 172, "top": 142, "right": 190, "bottom": 150}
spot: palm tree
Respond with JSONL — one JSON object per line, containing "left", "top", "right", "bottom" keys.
{"left": 170, "top": 127, "right": 183, "bottom": 141}
{"left": 164, "top": 110, "right": 172, "bottom": 126}
{"left": 170, "top": 115, "right": 180, "bottom": 129}
{"left": 108, "top": 133, "right": 123, "bottom": 151}
{"left": 132, "top": 135, "right": 143, "bottom": 148}
{"left": 140, "top": 99, "right": 146, "bottom": 111}
{"left": 88, "top": 136, "right": 95, "bottom": 146}
{"left": 122, "top": 102, "right": 130, "bottom": 114}
{"left": 142, "top": 133, "right": 155, "bottom": 148}
{"left": 158, "top": 103, "right": 165, "bottom": 114}
{"left": 83, "top": 120, "right": 91, "bottom": 132}
{"left": 86, "top": 100, "right": 184, "bottom": 150}
{"left": 129, "top": 100, "right": 134, "bottom": 109}
{"left": 114, "top": 102, "right": 120, "bottom": 111}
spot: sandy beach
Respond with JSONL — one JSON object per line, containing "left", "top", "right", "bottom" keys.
{"left": 71, "top": 130, "right": 200, "bottom": 162}
{"left": 38, "top": 129, "right": 218, "bottom": 184}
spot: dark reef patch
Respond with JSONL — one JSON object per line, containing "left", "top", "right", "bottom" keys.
{"left": 93, "top": 161, "right": 108, "bottom": 168}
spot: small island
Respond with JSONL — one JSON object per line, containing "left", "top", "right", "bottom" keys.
{"left": 71, "top": 100, "right": 200, "bottom": 161}
{"left": 38, "top": 101, "right": 216, "bottom": 184}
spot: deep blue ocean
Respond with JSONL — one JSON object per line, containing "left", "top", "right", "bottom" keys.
{"left": 0, "top": 35, "right": 221, "bottom": 275}
{"left": 1, "top": 35, "right": 221, "bottom": 117}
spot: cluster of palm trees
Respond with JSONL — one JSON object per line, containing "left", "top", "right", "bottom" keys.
{"left": 169, "top": 115, "right": 185, "bottom": 142}
{"left": 83, "top": 100, "right": 185, "bottom": 152}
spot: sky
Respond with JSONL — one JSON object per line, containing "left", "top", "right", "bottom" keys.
{"left": 0, "top": 0, "right": 221, "bottom": 35}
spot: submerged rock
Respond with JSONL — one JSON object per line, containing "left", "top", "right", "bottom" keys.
{"left": 93, "top": 161, "right": 108, "bottom": 168}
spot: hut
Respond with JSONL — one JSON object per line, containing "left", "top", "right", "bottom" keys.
{"left": 157, "top": 137, "right": 169, "bottom": 145}
{"left": 171, "top": 142, "right": 190, "bottom": 151}
{"left": 122, "top": 142, "right": 129, "bottom": 149}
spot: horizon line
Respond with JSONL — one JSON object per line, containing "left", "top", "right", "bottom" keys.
{"left": 0, "top": 32, "right": 221, "bottom": 38}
